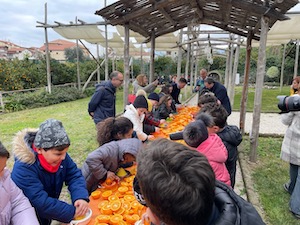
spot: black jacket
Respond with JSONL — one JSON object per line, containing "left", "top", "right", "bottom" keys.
{"left": 171, "top": 83, "right": 181, "bottom": 104}
{"left": 207, "top": 82, "right": 232, "bottom": 115}
{"left": 88, "top": 81, "right": 116, "bottom": 124}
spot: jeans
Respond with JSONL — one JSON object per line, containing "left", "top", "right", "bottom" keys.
{"left": 289, "top": 164, "right": 300, "bottom": 214}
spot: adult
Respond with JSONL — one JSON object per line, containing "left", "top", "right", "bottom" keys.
{"left": 290, "top": 76, "right": 300, "bottom": 96}
{"left": 170, "top": 77, "right": 187, "bottom": 105}
{"left": 204, "top": 77, "right": 232, "bottom": 115}
{"left": 194, "top": 68, "right": 208, "bottom": 92}
{"left": 88, "top": 71, "right": 124, "bottom": 124}
{"left": 132, "top": 74, "right": 158, "bottom": 94}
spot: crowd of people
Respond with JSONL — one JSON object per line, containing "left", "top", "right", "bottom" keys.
{"left": 1, "top": 69, "right": 270, "bottom": 225}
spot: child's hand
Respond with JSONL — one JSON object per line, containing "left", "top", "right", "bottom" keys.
{"left": 148, "top": 135, "right": 155, "bottom": 140}
{"left": 160, "top": 119, "right": 166, "bottom": 124}
{"left": 155, "top": 127, "right": 160, "bottom": 132}
{"left": 107, "top": 171, "right": 120, "bottom": 182}
{"left": 74, "top": 199, "right": 89, "bottom": 218}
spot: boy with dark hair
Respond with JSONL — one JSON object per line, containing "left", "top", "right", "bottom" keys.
{"left": 170, "top": 77, "right": 187, "bottom": 104}
{"left": 11, "top": 119, "right": 89, "bottom": 225}
{"left": 199, "top": 103, "right": 242, "bottom": 188}
{"left": 136, "top": 139, "right": 265, "bottom": 225}
{"left": 0, "top": 141, "right": 39, "bottom": 225}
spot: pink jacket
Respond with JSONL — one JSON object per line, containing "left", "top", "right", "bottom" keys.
{"left": 197, "top": 134, "right": 231, "bottom": 186}
{"left": 0, "top": 168, "right": 39, "bottom": 225}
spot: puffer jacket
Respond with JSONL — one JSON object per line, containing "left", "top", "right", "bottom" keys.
{"left": 0, "top": 168, "right": 39, "bottom": 225}
{"left": 123, "top": 104, "right": 148, "bottom": 141}
{"left": 11, "top": 129, "right": 89, "bottom": 225}
{"left": 88, "top": 81, "right": 116, "bottom": 124}
{"left": 218, "top": 125, "right": 242, "bottom": 187}
{"left": 82, "top": 138, "right": 142, "bottom": 193}
{"left": 197, "top": 134, "right": 231, "bottom": 186}
{"left": 281, "top": 111, "right": 300, "bottom": 165}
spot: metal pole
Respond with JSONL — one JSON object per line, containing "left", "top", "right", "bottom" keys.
{"left": 75, "top": 16, "right": 81, "bottom": 90}
{"left": 190, "top": 44, "right": 195, "bottom": 87}
{"left": 185, "top": 43, "right": 191, "bottom": 99}
{"left": 123, "top": 24, "right": 130, "bottom": 109}
{"left": 104, "top": 0, "right": 109, "bottom": 81}
{"left": 177, "top": 29, "right": 183, "bottom": 81}
{"left": 280, "top": 43, "right": 287, "bottom": 92}
{"left": 224, "top": 42, "right": 231, "bottom": 88}
{"left": 149, "top": 31, "right": 155, "bottom": 82}
{"left": 140, "top": 44, "right": 144, "bottom": 73}
{"left": 96, "top": 44, "right": 100, "bottom": 83}
{"left": 294, "top": 40, "right": 299, "bottom": 78}
{"left": 44, "top": 3, "right": 51, "bottom": 94}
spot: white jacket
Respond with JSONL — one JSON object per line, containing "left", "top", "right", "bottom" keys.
{"left": 123, "top": 104, "right": 148, "bottom": 141}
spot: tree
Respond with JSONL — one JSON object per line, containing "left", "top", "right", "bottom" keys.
{"left": 266, "top": 66, "right": 279, "bottom": 79}
{"left": 64, "top": 47, "right": 85, "bottom": 62}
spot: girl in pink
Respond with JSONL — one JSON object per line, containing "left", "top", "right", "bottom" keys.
{"left": 183, "top": 113, "right": 231, "bottom": 186}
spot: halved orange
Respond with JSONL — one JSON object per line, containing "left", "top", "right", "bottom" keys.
{"left": 131, "top": 201, "right": 141, "bottom": 209}
{"left": 98, "top": 200, "right": 109, "bottom": 209}
{"left": 118, "top": 186, "right": 128, "bottom": 194}
{"left": 109, "top": 214, "right": 123, "bottom": 225}
{"left": 100, "top": 203, "right": 112, "bottom": 215}
{"left": 91, "top": 190, "right": 101, "bottom": 199}
{"left": 120, "top": 181, "right": 129, "bottom": 187}
{"left": 101, "top": 190, "right": 113, "bottom": 200}
{"left": 126, "top": 191, "right": 133, "bottom": 195}
{"left": 110, "top": 201, "right": 121, "bottom": 212}
{"left": 96, "top": 215, "right": 111, "bottom": 223}
{"left": 122, "top": 201, "right": 131, "bottom": 211}
{"left": 95, "top": 223, "right": 109, "bottom": 225}
{"left": 125, "top": 214, "right": 140, "bottom": 224}
{"left": 108, "top": 195, "right": 119, "bottom": 202}
{"left": 124, "top": 195, "right": 135, "bottom": 202}
{"left": 114, "top": 207, "right": 125, "bottom": 215}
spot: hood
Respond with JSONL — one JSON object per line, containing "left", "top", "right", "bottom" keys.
{"left": 218, "top": 125, "right": 242, "bottom": 146}
{"left": 116, "top": 138, "right": 143, "bottom": 159}
{"left": 95, "top": 81, "right": 115, "bottom": 93}
{"left": 12, "top": 128, "right": 38, "bottom": 165}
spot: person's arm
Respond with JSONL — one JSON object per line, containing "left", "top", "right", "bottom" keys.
{"left": 281, "top": 112, "right": 294, "bottom": 126}
{"left": 144, "top": 112, "right": 160, "bottom": 127}
{"left": 88, "top": 87, "right": 105, "bottom": 115}
{"left": 143, "top": 80, "right": 158, "bottom": 93}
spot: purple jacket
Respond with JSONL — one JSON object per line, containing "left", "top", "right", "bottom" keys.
{"left": 0, "top": 168, "right": 39, "bottom": 225}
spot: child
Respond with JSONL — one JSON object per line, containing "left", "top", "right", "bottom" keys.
{"left": 136, "top": 139, "right": 266, "bottom": 225}
{"left": 183, "top": 114, "right": 231, "bottom": 186}
{"left": 197, "top": 91, "right": 219, "bottom": 107}
{"left": 96, "top": 117, "right": 134, "bottom": 146}
{"left": 199, "top": 103, "right": 242, "bottom": 188}
{"left": 154, "top": 94, "right": 173, "bottom": 120}
{"left": 0, "top": 141, "right": 39, "bottom": 225}
{"left": 81, "top": 138, "right": 142, "bottom": 193}
{"left": 123, "top": 95, "right": 154, "bottom": 142}
{"left": 11, "top": 119, "right": 89, "bottom": 225}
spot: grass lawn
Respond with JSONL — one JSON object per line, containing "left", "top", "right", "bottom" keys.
{"left": 233, "top": 86, "right": 290, "bottom": 113}
{"left": 241, "top": 136, "right": 298, "bottom": 225}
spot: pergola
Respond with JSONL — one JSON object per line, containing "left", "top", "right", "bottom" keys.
{"left": 96, "top": 0, "right": 299, "bottom": 162}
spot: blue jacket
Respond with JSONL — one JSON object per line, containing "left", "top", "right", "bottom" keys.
{"left": 88, "top": 81, "right": 116, "bottom": 124}
{"left": 11, "top": 129, "right": 89, "bottom": 225}
{"left": 207, "top": 82, "right": 232, "bottom": 115}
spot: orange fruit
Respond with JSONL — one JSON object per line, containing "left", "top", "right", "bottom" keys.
{"left": 120, "top": 181, "right": 129, "bottom": 186}
{"left": 91, "top": 190, "right": 101, "bottom": 199}
{"left": 126, "top": 191, "right": 133, "bottom": 195}
{"left": 110, "top": 200, "right": 121, "bottom": 212}
{"left": 109, "top": 214, "right": 123, "bottom": 225}
{"left": 122, "top": 201, "right": 131, "bottom": 210}
{"left": 102, "top": 190, "right": 113, "bottom": 200}
{"left": 101, "top": 203, "right": 112, "bottom": 215}
{"left": 96, "top": 215, "right": 110, "bottom": 223}
{"left": 95, "top": 223, "right": 109, "bottom": 225}
{"left": 114, "top": 207, "right": 125, "bottom": 215}
{"left": 106, "top": 178, "right": 113, "bottom": 185}
{"left": 125, "top": 214, "right": 140, "bottom": 224}
{"left": 108, "top": 195, "right": 119, "bottom": 202}
{"left": 115, "top": 192, "right": 124, "bottom": 198}
{"left": 124, "top": 195, "right": 135, "bottom": 202}
{"left": 118, "top": 186, "right": 128, "bottom": 194}
{"left": 98, "top": 200, "right": 109, "bottom": 209}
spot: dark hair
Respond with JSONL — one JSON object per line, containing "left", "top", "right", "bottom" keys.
{"left": 200, "top": 103, "right": 228, "bottom": 128}
{"left": 198, "top": 92, "right": 218, "bottom": 107}
{"left": 0, "top": 141, "right": 10, "bottom": 158}
{"left": 160, "top": 84, "right": 171, "bottom": 95}
{"left": 137, "top": 139, "right": 215, "bottom": 225}
{"left": 97, "top": 117, "right": 133, "bottom": 146}
{"left": 109, "top": 71, "right": 121, "bottom": 80}
{"left": 44, "top": 144, "right": 70, "bottom": 151}
{"left": 157, "top": 94, "right": 172, "bottom": 108}
{"left": 204, "top": 77, "right": 215, "bottom": 84}
{"left": 179, "top": 78, "right": 187, "bottom": 84}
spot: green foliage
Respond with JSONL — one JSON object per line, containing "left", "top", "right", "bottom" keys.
{"left": 154, "top": 56, "right": 177, "bottom": 77}
{"left": 64, "top": 47, "right": 85, "bottom": 62}
{"left": 266, "top": 66, "right": 279, "bottom": 78}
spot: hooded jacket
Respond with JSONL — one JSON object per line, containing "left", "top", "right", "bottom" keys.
{"left": 0, "top": 168, "right": 39, "bottom": 225}
{"left": 197, "top": 134, "right": 231, "bottom": 186}
{"left": 81, "top": 138, "right": 142, "bottom": 193}
{"left": 88, "top": 81, "right": 116, "bottom": 124}
{"left": 123, "top": 104, "right": 148, "bottom": 141}
{"left": 11, "top": 129, "right": 89, "bottom": 225}
{"left": 218, "top": 125, "right": 242, "bottom": 187}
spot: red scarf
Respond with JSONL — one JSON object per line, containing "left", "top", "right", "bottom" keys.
{"left": 32, "top": 144, "right": 61, "bottom": 173}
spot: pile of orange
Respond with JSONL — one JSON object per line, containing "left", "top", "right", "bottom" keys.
{"left": 92, "top": 171, "right": 145, "bottom": 225}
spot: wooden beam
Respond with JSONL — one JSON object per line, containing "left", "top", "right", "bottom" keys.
{"left": 129, "top": 22, "right": 149, "bottom": 37}
{"left": 280, "top": 43, "right": 287, "bottom": 91}
{"left": 123, "top": 24, "right": 130, "bottom": 110}
{"left": 149, "top": 31, "right": 155, "bottom": 83}
{"left": 159, "top": 7, "right": 177, "bottom": 27}
{"left": 183, "top": 30, "right": 230, "bottom": 34}
{"left": 294, "top": 39, "right": 299, "bottom": 78}
{"left": 222, "top": 0, "right": 232, "bottom": 26}
{"left": 249, "top": 16, "right": 269, "bottom": 162}
{"left": 190, "top": 0, "right": 204, "bottom": 19}
{"left": 177, "top": 29, "right": 183, "bottom": 78}
{"left": 177, "top": 37, "right": 245, "bottom": 47}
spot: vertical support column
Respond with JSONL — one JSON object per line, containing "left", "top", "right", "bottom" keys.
{"left": 96, "top": 44, "right": 100, "bottom": 83}
{"left": 123, "top": 24, "right": 130, "bottom": 110}
{"left": 249, "top": 16, "right": 269, "bottom": 162}
{"left": 149, "top": 31, "right": 155, "bottom": 82}
{"left": 240, "top": 33, "right": 252, "bottom": 135}
{"left": 104, "top": 0, "right": 109, "bottom": 81}
{"left": 44, "top": 3, "right": 51, "bottom": 94}
{"left": 177, "top": 29, "right": 183, "bottom": 81}
{"left": 185, "top": 43, "right": 191, "bottom": 99}
{"left": 294, "top": 39, "right": 299, "bottom": 78}
{"left": 75, "top": 17, "right": 81, "bottom": 90}
{"left": 140, "top": 44, "right": 144, "bottom": 73}
{"left": 224, "top": 42, "right": 231, "bottom": 88}
{"left": 190, "top": 44, "right": 195, "bottom": 88}
{"left": 0, "top": 91, "right": 4, "bottom": 112}
{"left": 194, "top": 58, "right": 198, "bottom": 87}
{"left": 280, "top": 43, "right": 287, "bottom": 92}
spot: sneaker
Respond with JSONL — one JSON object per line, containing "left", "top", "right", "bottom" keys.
{"left": 283, "top": 183, "right": 290, "bottom": 193}
{"left": 289, "top": 207, "right": 300, "bottom": 219}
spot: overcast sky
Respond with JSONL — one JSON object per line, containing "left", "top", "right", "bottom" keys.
{"left": 1, "top": 0, "right": 300, "bottom": 55}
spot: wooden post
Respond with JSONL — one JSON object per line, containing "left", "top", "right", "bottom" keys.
{"left": 294, "top": 39, "right": 299, "bottom": 78}
{"left": 224, "top": 43, "right": 231, "bottom": 88}
{"left": 112, "top": 56, "right": 115, "bottom": 71}
{"left": 249, "top": 16, "right": 269, "bottom": 162}
{"left": 123, "top": 24, "right": 130, "bottom": 109}
{"left": 280, "top": 43, "right": 287, "bottom": 92}
{"left": 0, "top": 91, "right": 4, "bottom": 112}
{"left": 194, "top": 58, "right": 198, "bottom": 87}
{"left": 149, "top": 31, "right": 155, "bottom": 82}
{"left": 190, "top": 44, "right": 195, "bottom": 87}
{"left": 96, "top": 44, "right": 100, "bottom": 83}
{"left": 229, "top": 35, "right": 241, "bottom": 106}
{"left": 75, "top": 17, "right": 81, "bottom": 90}
{"left": 185, "top": 43, "right": 191, "bottom": 99}
{"left": 44, "top": 3, "right": 51, "bottom": 94}
{"left": 104, "top": 0, "right": 109, "bottom": 81}
{"left": 177, "top": 29, "right": 183, "bottom": 81}
{"left": 240, "top": 33, "right": 252, "bottom": 135}
{"left": 140, "top": 44, "right": 144, "bottom": 73}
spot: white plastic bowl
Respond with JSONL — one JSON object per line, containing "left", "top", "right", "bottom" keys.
{"left": 69, "top": 208, "right": 92, "bottom": 225}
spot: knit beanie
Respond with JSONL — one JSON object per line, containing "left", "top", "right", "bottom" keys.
{"left": 34, "top": 119, "right": 70, "bottom": 149}
{"left": 148, "top": 92, "right": 160, "bottom": 102}
{"left": 183, "top": 120, "right": 208, "bottom": 148}
{"left": 133, "top": 95, "right": 148, "bottom": 109}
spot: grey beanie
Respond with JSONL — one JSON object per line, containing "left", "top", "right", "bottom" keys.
{"left": 34, "top": 119, "right": 70, "bottom": 149}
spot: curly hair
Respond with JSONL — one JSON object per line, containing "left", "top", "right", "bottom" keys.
{"left": 136, "top": 74, "right": 147, "bottom": 86}
{"left": 96, "top": 117, "right": 133, "bottom": 146}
